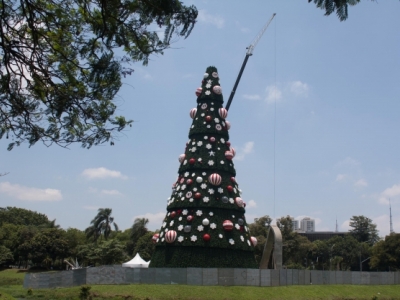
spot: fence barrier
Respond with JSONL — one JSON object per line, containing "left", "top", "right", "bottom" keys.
{"left": 23, "top": 266, "right": 400, "bottom": 289}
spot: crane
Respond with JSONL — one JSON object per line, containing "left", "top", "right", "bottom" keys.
{"left": 225, "top": 13, "right": 276, "bottom": 111}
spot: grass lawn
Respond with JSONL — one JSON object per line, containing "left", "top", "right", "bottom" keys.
{"left": 1, "top": 269, "right": 400, "bottom": 300}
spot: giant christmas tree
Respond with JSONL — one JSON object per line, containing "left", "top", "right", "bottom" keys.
{"left": 149, "top": 66, "right": 258, "bottom": 268}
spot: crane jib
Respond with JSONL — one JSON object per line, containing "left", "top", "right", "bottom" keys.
{"left": 225, "top": 13, "right": 276, "bottom": 111}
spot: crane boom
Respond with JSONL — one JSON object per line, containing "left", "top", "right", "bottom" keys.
{"left": 225, "top": 13, "right": 276, "bottom": 111}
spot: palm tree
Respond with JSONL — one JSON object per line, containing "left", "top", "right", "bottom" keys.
{"left": 85, "top": 208, "right": 119, "bottom": 241}
{"left": 131, "top": 218, "right": 149, "bottom": 242}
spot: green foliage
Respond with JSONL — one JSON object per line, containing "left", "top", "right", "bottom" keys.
{"left": 85, "top": 208, "right": 119, "bottom": 241}
{"left": 349, "top": 215, "right": 380, "bottom": 246}
{"left": 133, "top": 231, "right": 155, "bottom": 262}
{"left": 79, "top": 285, "right": 91, "bottom": 300}
{"left": 0, "top": 207, "right": 52, "bottom": 227}
{"left": 0, "top": 0, "right": 197, "bottom": 150}
{"left": 27, "top": 288, "right": 33, "bottom": 296}
{"left": 150, "top": 246, "right": 258, "bottom": 268}
{"left": 0, "top": 246, "right": 13, "bottom": 265}
{"left": 17, "top": 228, "right": 70, "bottom": 266}
{"left": 64, "top": 228, "right": 87, "bottom": 257}
{"left": 308, "top": 0, "right": 361, "bottom": 21}
{"left": 77, "top": 239, "right": 127, "bottom": 266}
{"left": 370, "top": 233, "right": 400, "bottom": 271}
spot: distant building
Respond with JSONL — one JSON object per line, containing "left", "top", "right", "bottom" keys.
{"left": 291, "top": 218, "right": 299, "bottom": 231}
{"left": 300, "top": 217, "right": 315, "bottom": 232}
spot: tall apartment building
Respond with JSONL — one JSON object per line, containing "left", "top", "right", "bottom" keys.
{"left": 300, "top": 217, "right": 315, "bottom": 232}
{"left": 291, "top": 218, "right": 299, "bottom": 231}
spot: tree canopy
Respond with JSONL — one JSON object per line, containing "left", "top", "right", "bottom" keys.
{"left": 0, "top": 0, "right": 197, "bottom": 150}
{"left": 349, "top": 215, "right": 380, "bottom": 246}
{"left": 0, "top": 206, "right": 53, "bottom": 227}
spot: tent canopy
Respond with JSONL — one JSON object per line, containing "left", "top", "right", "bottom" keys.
{"left": 122, "top": 253, "right": 150, "bottom": 268}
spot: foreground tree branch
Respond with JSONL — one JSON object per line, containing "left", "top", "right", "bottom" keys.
{"left": 0, "top": 0, "right": 197, "bottom": 150}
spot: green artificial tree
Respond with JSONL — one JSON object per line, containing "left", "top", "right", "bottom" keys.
{"left": 149, "top": 66, "right": 258, "bottom": 268}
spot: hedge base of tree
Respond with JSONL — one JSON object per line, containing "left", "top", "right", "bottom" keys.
{"left": 149, "top": 246, "right": 258, "bottom": 268}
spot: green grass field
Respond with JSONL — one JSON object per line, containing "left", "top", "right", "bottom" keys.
{"left": 1, "top": 269, "right": 400, "bottom": 300}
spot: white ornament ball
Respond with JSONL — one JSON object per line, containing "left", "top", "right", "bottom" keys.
{"left": 208, "top": 173, "right": 222, "bottom": 186}
{"left": 251, "top": 236, "right": 258, "bottom": 246}
{"left": 213, "top": 85, "right": 222, "bottom": 95}
{"left": 204, "top": 73, "right": 209, "bottom": 79}
{"left": 178, "top": 154, "right": 185, "bottom": 163}
{"left": 190, "top": 108, "right": 197, "bottom": 119}
{"left": 202, "top": 218, "right": 210, "bottom": 226}
{"left": 219, "top": 108, "right": 228, "bottom": 119}
{"left": 225, "top": 121, "right": 231, "bottom": 130}
{"left": 165, "top": 230, "right": 177, "bottom": 243}
{"left": 235, "top": 197, "right": 244, "bottom": 207}
{"left": 196, "top": 176, "right": 203, "bottom": 183}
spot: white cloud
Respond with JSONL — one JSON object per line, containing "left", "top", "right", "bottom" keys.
{"left": 133, "top": 212, "right": 165, "bottom": 231}
{"left": 243, "top": 94, "right": 261, "bottom": 100}
{"left": 354, "top": 179, "right": 368, "bottom": 188}
{"left": 265, "top": 85, "right": 282, "bottom": 104}
{"left": 235, "top": 141, "right": 254, "bottom": 161}
{"left": 0, "top": 182, "right": 62, "bottom": 201}
{"left": 335, "top": 157, "right": 360, "bottom": 168}
{"left": 247, "top": 200, "right": 257, "bottom": 208}
{"left": 341, "top": 220, "right": 351, "bottom": 231}
{"left": 335, "top": 174, "right": 348, "bottom": 182}
{"left": 379, "top": 183, "right": 400, "bottom": 205}
{"left": 81, "top": 167, "right": 128, "bottom": 180}
{"left": 101, "top": 189, "right": 123, "bottom": 196}
{"left": 290, "top": 81, "right": 309, "bottom": 97}
{"left": 198, "top": 10, "right": 224, "bottom": 29}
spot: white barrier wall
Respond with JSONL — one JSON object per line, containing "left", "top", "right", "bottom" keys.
{"left": 23, "top": 267, "right": 400, "bottom": 289}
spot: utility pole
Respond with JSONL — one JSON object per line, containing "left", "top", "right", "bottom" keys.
{"left": 225, "top": 13, "right": 276, "bottom": 111}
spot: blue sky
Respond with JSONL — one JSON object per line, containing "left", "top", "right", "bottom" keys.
{"left": 1, "top": 1, "right": 399, "bottom": 237}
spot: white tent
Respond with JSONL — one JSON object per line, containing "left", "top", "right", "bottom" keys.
{"left": 122, "top": 253, "right": 150, "bottom": 268}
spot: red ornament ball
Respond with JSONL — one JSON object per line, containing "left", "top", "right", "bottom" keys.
{"left": 186, "top": 179, "right": 193, "bottom": 185}
{"left": 203, "top": 234, "right": 211, "bottom": 242}
{"left": 219, "top": 108, "right": 228, "bottom": 119}
{"left": 225, "top": 151, "right": 233, "bottom": 160}
{"left": 208, "top": 173, "right": 222, "bottom": 186}
{"left": 230, "top": 147, "right": 236, "bottom": 157}
{"left": 190, "top": 108, "right": 197, "bottom": 119}
{"left": 226, "top": 141, "right": 231, "bottom": 147}
{"left": 189, "top": 158, "right": 196, "bottom": 165}
{"left": 170, "top": 211, "right": 176, "bottom": 218}
{"left": 205, "top": 115, "right": 212, "bottom": 122}
{"left": 223, "top": 220, "right": 234, "bottom": 231}
{"left": 152, "top": 233, "right": 159, "bottom": 244}
{"left": 195, "top": 87, "right": 202, "bottom": 97}
{"left": 209, "top": 137, "right": 216, "bottom": 143}
{"left": 165, "top": 230, "right": 177, "bottom": 243}
{"left": 227, "top": 185, "right": 233, "bottom": 192}
{"left": 230, "top": 177, "right": 236, "bottom": 183}
{"left": 177, "top": 209, "right": 182, "bottom": 215}
{"left": 187, "top": 215, "right": 193, "bottom": 222}
{"left": 194, "top": 192, "right": 202, "bottom": 199}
